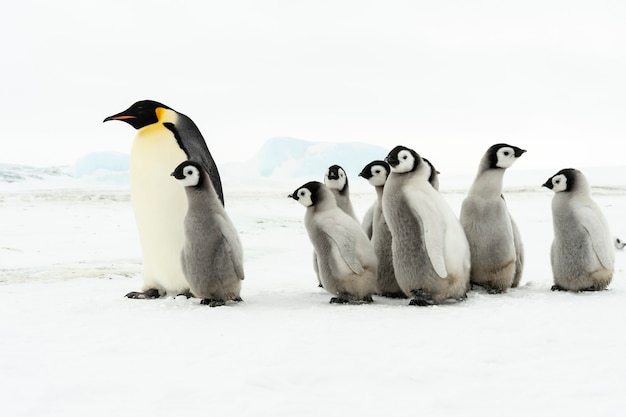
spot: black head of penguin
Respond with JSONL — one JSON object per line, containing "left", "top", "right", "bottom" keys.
{"left": 104, "top": 100, "right": 225, "bottom": 207}
{"left": 103, "top": 100, "right": 170, "bottom": 130}
{"left": 288, "top": 181, "right": 323, "bottom": 206}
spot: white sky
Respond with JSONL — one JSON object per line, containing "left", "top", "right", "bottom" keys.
{"left": 1, "top": 0, "right": 625, "bottom": 174}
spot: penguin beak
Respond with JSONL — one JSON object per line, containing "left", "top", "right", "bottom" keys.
{"left": 515, "top": 148, "right": 527, "bottom": 157}
{"left": 103, "top": 115, "right": 136, "bottom": 123}
{"left": 542, "top": 179, "right": 553, "bottom": 189}
{"left": 103, "top": 112, "right": 137, "bottom": 123}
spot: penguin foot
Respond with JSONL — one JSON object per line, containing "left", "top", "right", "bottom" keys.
{"left": 200, "top": 298, "right": 226, "bottom": 307}
{"left": 329, "top": 295, "right": 373, "bottom": 304}
{"left": 409, "top": 289, "right": 436, "bottom": 306}
{"left": 232, "top": 296, "right": 244, "bottom": 302}
{"left": 361, "top": 295, "right": 374, "bottom": 304}
{"left": 471, "top": 282, "right": 505, "bottom": 294}
{"left": 125, "top": 288, "right": 161, "bottom": 299}
{"left": 550, "top": 284, "right": 568, "bottom": 292}
{"left": 177, "top": 291, "right": 194, "bottom": 299}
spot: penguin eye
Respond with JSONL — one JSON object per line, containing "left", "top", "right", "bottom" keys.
{"left": 554, "top": 179, "right": 560, "bottom": 184}
{"left": 299, "top": 190, "right": 306, "bottom": 197}
{"left": 374, "top": 169, "right": 380, "bottom": 174}
{"left": 187, "top": 169, "right": 193, "bottom": 176}
{"left": 503, "top": 151, "right": 510, "bottom": 156}
{"left": 402, "top": 155, "right": 408, "bottom": 160}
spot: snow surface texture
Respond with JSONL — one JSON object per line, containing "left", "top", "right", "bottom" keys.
{"left": 1, "top": 152, "right": 626, "bottom": 417}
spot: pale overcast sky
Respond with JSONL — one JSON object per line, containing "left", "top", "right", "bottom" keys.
{"left": 2, "top": 0, "right": 625, "bottom": 174}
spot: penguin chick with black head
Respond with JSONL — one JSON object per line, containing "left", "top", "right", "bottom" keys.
{"left": 104, "top": 100, "right": 224, "bottom": 299}
{"left": 382, "top": 145, "right": 470, "bottom": 305}
{"left": 359, "top": 161, "right": 405, "bottom": 298}
{"left": 543, "top": 168, "right": 614, "bottom": 292}
{"left": 460, "top": 143, "right": 526, "bottom": 293}
{"left": 289, "top": 181, "right": 378, "bottom": 304}
{"left": 324, "top": 164, "right": 358, "bottom": 221}
{"left": 361, "top": 157, "right": 440, "bottom": 239}
{"left": 172, "top": 161, "right": 244, "bottom": 307}
{"left": 315, "top": 164, "right": 358, "bottom": 288}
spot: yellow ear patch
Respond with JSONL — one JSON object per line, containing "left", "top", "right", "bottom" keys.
{"left": 155, "top": 107, "right": 166, "bottom": 121}
{"left": 139, "top": 107, "right": 177, "bottom": 135}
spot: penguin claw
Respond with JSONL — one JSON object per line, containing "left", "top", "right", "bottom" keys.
{"left": 177, "top": 291, "right": 194, "bottom": 299}
{"left": 409, "top": 289, "right": 436, "bottom": 306}
{"left": 550, "top": 284, "right": 568, "bottom": 292}
{"left": 200, "top": 298, "right": 226, "bottom": 307}
{"left": 329, "top": 295, "right": 374, "bottom": 304}
{"left": 125, "top": 289, "right": 161, "bottom": 299}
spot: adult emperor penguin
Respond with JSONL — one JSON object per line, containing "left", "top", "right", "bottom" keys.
{"left": 359, "top": 160, "right": 405, "bottom": 298}
{"left": 460, "top": 143, "right": 526, "bottom": 293}
{"left": 361, "top": 157, "right": 440, "bottom": 239}
{"left": 289, "top": 181, "right": 378, "bottom": 303}
{"left": 382, "top": 145, "right": 470, "bottom": 305}
{"left": 172, "top": 161, "right": 244, "bottom": 307}
{"left": 324, "top": 165, "right": 358, "bottom": 221}
{"left": 104, "top": 100, "right": 223, "bottom": 298}
{"left": 543, "top": 168, "right": 614, "bottom": 292}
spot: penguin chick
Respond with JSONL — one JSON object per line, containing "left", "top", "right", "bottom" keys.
{"left": 317, "top": 164, "right": 359, "bottom": 287}
{"left": 383, "top": 145, "right": 470, "bottom": 305}
{"left": 172, "top": 160, "right": 244, "bottom": 307}
{"left": 359, "top": 161, "right": 405, "bottom": 298}
{"left": 289, "top": 181, "right": 378, "bottom": 304}
{"left": 104, "top": 100, "right": 223, "bottom": 299}
{"left": 543, "top": 168, "right": 614, "bottom": 292}
{"left": 361, "top": 157, "right": 440, "bottom": 239}
{"left": 324, "top": 165, "right": 358, "bottom": 221}
{"left": 460, "top": 143, "right": 526, "bottom": 293}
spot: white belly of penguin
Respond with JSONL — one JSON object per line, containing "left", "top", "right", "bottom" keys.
{"left": 130, "top": 127, "right": 189, "bottom": 295}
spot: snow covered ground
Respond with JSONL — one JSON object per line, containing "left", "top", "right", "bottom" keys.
{"left": 1, "top": 167, "right": 625, "bottom": 417}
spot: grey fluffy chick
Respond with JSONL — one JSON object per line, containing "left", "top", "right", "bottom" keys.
{"left": 172, "top": 161, "right": 244, "bottom": 306}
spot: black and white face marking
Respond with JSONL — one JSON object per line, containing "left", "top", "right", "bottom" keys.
{"left": 385, "top": 146, "right": 418, "bottom": 174}
{"left": 292, "top": 187, "right": 313, "bottom": 207}
{"left": 488, "top": 143, "right": 526, "bottom": 169}
{"left": 544, "top": 173, "right": 568, "bottom": 193}
{"left": 171, "top": 161, "right": 202, "bottom": 187}
{"left": 324, "top": 165, "right": 347, "bottom": 191}
{"left": 289, "top": 181, "right": 322, "bottom": 208}
{"left": 368, "top": 164, "right": 389, "bottom": 186}
{"left": 496, "top": 146, "right": 524, "bottom": 169}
